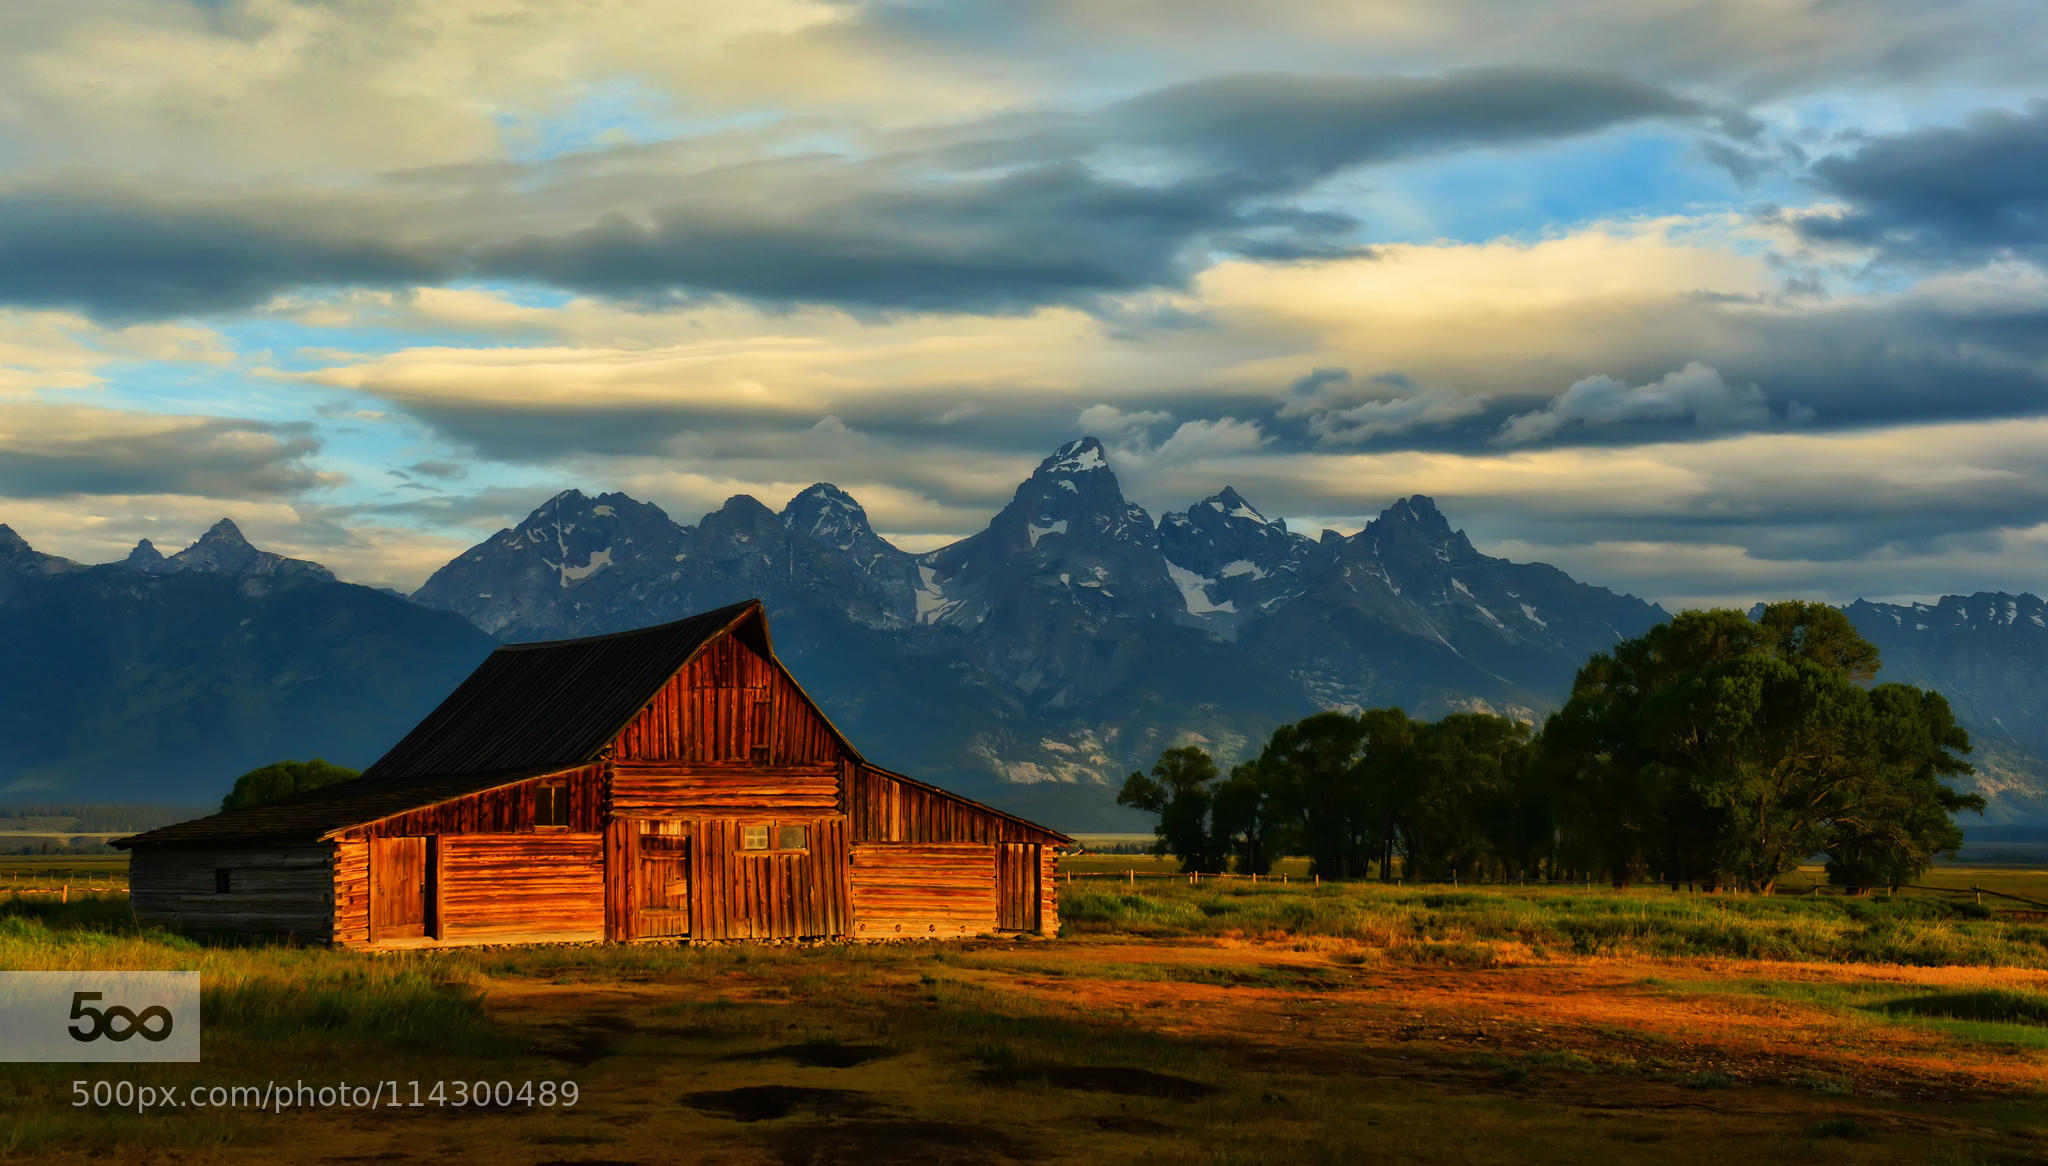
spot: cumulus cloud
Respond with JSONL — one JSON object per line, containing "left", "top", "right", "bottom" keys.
{"left": 1495, "top": 362, "right": 1812, "bottom": 444}
{"left": 1278, "top": 366, "right": 1489, "bottom": 444}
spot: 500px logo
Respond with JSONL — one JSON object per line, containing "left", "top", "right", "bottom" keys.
{"left": 68, "top": 992, "right": 175, "bottom": 1043}
{"left": 0, "top": 972, "right": 199, "bottom": 1062}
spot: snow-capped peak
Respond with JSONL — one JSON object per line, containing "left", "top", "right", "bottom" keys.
{"left": 1202, "top": 486, "right": 1269, "bottom": 525}
{"left": 1039, "top": 436, "right": 1108, "bottom": 476}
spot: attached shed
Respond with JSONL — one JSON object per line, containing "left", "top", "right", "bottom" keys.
{"left": 117, "top": 600, "right": 1070, "bottom": 947}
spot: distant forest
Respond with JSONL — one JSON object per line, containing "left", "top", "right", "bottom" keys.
{"left": 0, "top": 804, "right": 210, "bottom": 851}
{"left": 1120, "top": 603, "right": 1982, "bottom": 893}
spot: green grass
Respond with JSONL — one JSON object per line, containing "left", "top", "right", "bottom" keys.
{"left": 1058, "top": 878, "right": 2048, "bottom": 966}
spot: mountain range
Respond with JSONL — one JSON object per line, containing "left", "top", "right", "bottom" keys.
{"left": 3, "top": 437, "right": 2042, "bottom": 830}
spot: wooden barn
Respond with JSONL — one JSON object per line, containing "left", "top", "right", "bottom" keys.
{"left": 116, "top": 600, "right": 1069, "bottom": 947}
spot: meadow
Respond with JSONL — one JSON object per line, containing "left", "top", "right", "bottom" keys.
{"left": 2, "top": 860, "right": 2046, "bottom": 1164}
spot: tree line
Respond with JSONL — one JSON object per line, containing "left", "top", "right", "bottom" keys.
{"left": 1119, "top": 602, "right": 1982, "bottom": 892}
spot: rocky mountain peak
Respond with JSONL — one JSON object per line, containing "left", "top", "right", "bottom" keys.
{"left": 1036, "top": 436, "right": 1109, "bottom": 477}
{"left": 0, "top": 524, "right": 28, "bottom": 558}
{"left": 160, "top": 518, "right": 335, "bottom": 582}
{"left": 123, "top": 539, "right": 165, "bottom": 569}
{"left": 782, "top": 483, "right": 877, "bottom": 552}
{"left": 1202, "top": 487, "right": 1272, "bottom": 526}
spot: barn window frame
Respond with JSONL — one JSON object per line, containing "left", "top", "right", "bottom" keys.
{"left": 533, "top": 781, "right": 570, "bottom": 830}
{"left": 736, "top": 821, "right": 810, "bottom": 853}
{"left": 214, "top": 868, "right": 232, "bottom": 894}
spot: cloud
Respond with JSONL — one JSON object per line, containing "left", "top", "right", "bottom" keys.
{"left": 0, "top": 67, "right": 1706, "bottom": 320}
{"left": 1496, "top": 361, "right": 1808, "bottom": 444}
{"left": 0, "top": 403, "right": 330, "bottom": 498}
{"left": 1278, "top": 365, "right": 1489, "bottom": 444}
{"left": 1796, "top": 98, "right": 2048, "bottom": 267}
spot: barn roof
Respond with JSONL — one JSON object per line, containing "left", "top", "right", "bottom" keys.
{"left": 360, "top": 598, "right": 794, "bottom": 783}
{"left": 119, "top": 599, "right": 820, "bottom": 848}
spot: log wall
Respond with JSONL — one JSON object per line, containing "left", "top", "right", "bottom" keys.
{"left": 610, "top": 760, "right": 843, "bottom": 818}
{"left": 333, "top": 839, "right": 369, "bottom": 946}
{"left": 848, "top": 843, "right": 999, "bottom": 938}
{"left": 129, "top": 845, "right": 335, "bottom": 942}
{"left": 437, "top": 833, "right": 604, "bottom": 943}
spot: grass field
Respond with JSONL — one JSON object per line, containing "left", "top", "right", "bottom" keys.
{"left": 2, "top": 864, "right": 2047, "bottom": 1163}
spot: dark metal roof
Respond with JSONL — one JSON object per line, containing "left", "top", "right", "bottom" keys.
{"left": 359, "top": 598, "right": 765, "bottom": 783}
{"left": 112, "top": 768, "right": 558, "bottom": 849}
{"left": 119, "top": 600, "right": 765, "bottom": 849}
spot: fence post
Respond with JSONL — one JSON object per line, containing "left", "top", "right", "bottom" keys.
{"left": 62, "top": 883, "right": 69, "bottom": 904}
{"left": 1128, "top": 869, "right": 1134, "bottom": 889}
{"left": 1315, "top": 874, "right": 1320, "bottom": 888}
{"left": 1975, "top": 884, "right": 1983, "bottom": 906}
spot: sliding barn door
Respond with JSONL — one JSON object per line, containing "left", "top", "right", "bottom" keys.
{"left": 370, "top": 836, "right": 433, "bottom": 942}
{"left": 996, "top": 843, "right": 1041, "bottom": 932}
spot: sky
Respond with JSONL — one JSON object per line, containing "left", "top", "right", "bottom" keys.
{"left": 1, "top": 0, "right": 2044, "bottom": 609}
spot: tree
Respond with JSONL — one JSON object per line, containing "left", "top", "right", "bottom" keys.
{"left": 1541, "top": 602, "right": 1981, "bottom": 893}
{"left": 1117, "top": 746, "right": 1223, "bottom": 872}
{"left": 1824, "top": 686, "right": 1981, "bottom": 889}
{"left": 220, "top": 758, "right": 359, "bottom": 812}
{"left": 1208, "top": 762, "right": 1276, "bottom": 875}
{"left": 1256, "top": 711, "right": 1378, "bottom": 878}
{"left": 1401, "top": 713, "right": 1533, "bottom": 881}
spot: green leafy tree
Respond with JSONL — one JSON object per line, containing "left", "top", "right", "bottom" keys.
{"left": 220, "top": 758, "right": 359, "bottom": 812}
{"left": 1401, "top": 713, "right": 1533, "bottom": 881}
{"left": 1207, "top": 762, "right": 1276, "bottom": 875}
{"left": 1117, "top": 746, "right": 1223, "bottom": 872}
{"left": 1541, "top": 602, "right": 1980, "bottom": 893}
{"left": 1824, "top": 686, "right": 1981, "bottom": 889}
{"left": 1256, "top": 712, "right": 1374, "bottom": 878}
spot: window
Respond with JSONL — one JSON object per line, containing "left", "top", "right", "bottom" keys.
{"left": 534, "top": 783, "right": 569, "bottom": 828}
{"left": 777, "top": 824, "right": 809, "bottom": 851}
{"left": 741, "top": 825, "right": 770, "bottom": 850}
{"left": 214, "top": 868, "right": 232, "bottom": 894}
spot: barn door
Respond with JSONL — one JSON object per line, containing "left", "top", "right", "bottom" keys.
{"left": 997, "top": 843, "right": 1041, "bottom": 932}
{"left": 370, "top": 836, "right": 433, "bottom": 941}
{"left": 636, "top": 835, "right": 691, "bottom": 938}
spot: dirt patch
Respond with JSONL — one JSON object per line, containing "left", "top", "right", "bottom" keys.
{"left": 765, "top": 1119, "right": 1036, "bottom": 1166}
{"left": 680, "top": 1085, "right": 886, "bottom": 1123}
{"left": 725, "top": 1040, "right": 895, "bottom": 1068}
{"left": 972, "top": 1063, "right": 1220, "bottom": 1099}
{"left": 1089, "top": 1114, "right": 1175, "bottom": 1134}
{"left": 539, "top": 1016, "right": 637, "bottom": 1066}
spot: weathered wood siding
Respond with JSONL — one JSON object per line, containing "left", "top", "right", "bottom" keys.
{"left": 849, "top": 766, "right": 1057, "bottom": 845}
{"left": 996, "top": 842, "right": 1041, "bottom": 931}
{"left": 848, "top": 843, "right": 999, "bottom": 938}
{"left": 333, "top": 839, "right": 369, "bottom": 947}
{"left": 346, "top": 766, "right": 604, "bottom": 840}
{"left": 614, "top": 634, "right": 841, "bottom": 765}
{"left": 688, "top": 817, "right": 850, "bottom": 941}
{"left": 1039, "top": 846, "right": 1060, "bottom": 936}
{"left": 610, "top": 761, "right": 843, "bottom": 818}
{"left": 129, "top": 845, "right": 335, "bottom": 941}
{"left": 438, "top": 833, "right": 604, "bottom": 943}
